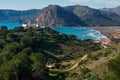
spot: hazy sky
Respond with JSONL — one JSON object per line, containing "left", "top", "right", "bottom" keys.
{"left": 0, "top": 0, "right": 120, "bottom": 10}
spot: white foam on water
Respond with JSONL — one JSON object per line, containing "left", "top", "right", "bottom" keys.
{"left": 52, "top": 27, "right": 107, "bottom": 40}
{"left": 86, "top": 29, "right": 107, "bottom": 40}
{"left": 87, "top": 33, "right": 96, "bottom": 37}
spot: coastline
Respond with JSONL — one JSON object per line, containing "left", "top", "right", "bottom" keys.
{"left": 90, "top": 26, "right": 120, "bottom": 46}
{"left": 91, "top": 26, "right": 120, "bottom": 39}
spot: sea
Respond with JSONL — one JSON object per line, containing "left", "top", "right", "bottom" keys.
{"left": 0, "top": 22, "right": 107, "bottom": 40}
{"left": 52, "top": 27, "right": 107, "bottom": 40}
{"left": 0, "top": 22, "right": 21, "bottom": 29}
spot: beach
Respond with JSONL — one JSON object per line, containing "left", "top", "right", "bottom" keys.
{"left": 92, "top": 26, "right": 120, "bottom": 39}
{"left": 91, "top": 26, "right": 120, "bottom": 46}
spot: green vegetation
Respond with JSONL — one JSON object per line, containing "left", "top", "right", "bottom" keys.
{"left": 107, "top": 54, "right": 120, "bottom": 79}
{"left": 1, "top": 26, "right": 120, "bottom": 80}
{"left": 49, "top": 69, "right": 62, "bottom": 77}
{"left": 69, "top": 44, "right": 120, "bottom": 80}
{"left": 0, "top": 26, "right": 101, "bottom": 80}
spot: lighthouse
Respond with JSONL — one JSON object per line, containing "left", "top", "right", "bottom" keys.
{"left": 36, "top": 18, "right": 39, "bottom": 27}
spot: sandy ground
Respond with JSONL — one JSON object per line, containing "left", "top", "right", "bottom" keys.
{"left": 91, "top": 26, "right": 120, "bottom": 39}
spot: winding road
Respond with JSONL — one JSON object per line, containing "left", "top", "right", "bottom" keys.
{"left": 44, "top": 50, "right": 88, "bottom": 72}
{"left": 64, "top": 54, "right": 88, "bottom": 72}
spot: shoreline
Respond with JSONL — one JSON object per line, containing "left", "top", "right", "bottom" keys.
{"left": 91, "top": 26, "right": 120, "bottom": 39}
{"left": 90, "top": 26, "right": 120, "bottom": 46}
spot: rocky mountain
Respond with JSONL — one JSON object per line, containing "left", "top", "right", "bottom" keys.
{"left": 37, "top": 5, "right": 87, "bottom": 27}
{"left": 64, "top": 5, "right": 120, "bottom": 26}
{"left": 0, "top": 5, "right": 120, "bottom": 27}
{"left": 101, "top": 6, "right": 120, "bottom": 16}
{"left": 0, "top": 9, "right": 41, "bottom": 23}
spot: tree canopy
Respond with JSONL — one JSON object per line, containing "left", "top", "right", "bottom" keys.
{"left": 0, "top": 26, "right": 101, "bottom": 80}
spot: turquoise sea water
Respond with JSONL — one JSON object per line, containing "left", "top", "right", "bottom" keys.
{"left": 0, "top": 22, "right": 21, "bottom": 29}
{"left": 52, "top": 27, "right": 107, "bottom": 40}
{"left": 0, "top": 22, "right": 107, "bottom": 40}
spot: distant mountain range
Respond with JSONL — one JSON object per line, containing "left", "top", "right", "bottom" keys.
{"left": 0, "top": 9, "right": 40, "bottom": 23}
{"left": 65, "top": 5, "right": 120, "bottom": 26}
{"left": 0, "top": 5, "right": 120, "bottom": 27}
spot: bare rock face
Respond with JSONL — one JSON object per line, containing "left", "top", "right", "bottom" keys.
{"left": 37, "top": 5, "right": 87, "bottom": 27}
{"left": 102, "top": 6, "right": 120, "bottom": 16}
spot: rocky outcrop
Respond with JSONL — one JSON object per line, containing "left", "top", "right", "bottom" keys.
{"left": 37, "top": 5, "right": 87, "bottom": 27}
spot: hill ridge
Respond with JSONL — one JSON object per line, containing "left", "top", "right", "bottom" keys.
{"left": 0, "top": 5, "right": 120, "bottom": 26}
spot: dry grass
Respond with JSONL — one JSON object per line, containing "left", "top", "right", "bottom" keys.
{"left": 64, "top": 43, "right": 120, "bottom": 80}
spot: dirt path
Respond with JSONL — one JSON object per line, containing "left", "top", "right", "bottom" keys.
{"left": 43, "top": 50, "right": 63, "bottom": 58}
{"left": 64, "top": 54, "right": 88, "bottom": 72}
{"left": 45, "top": 50, "right": 88, "bottom": 72}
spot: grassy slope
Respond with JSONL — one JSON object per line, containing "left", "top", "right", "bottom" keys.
{"left": 55, "top": 43, "right": 120, "bottom": 80}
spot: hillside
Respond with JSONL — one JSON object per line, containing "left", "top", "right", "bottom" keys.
{"left": 0, "top": 26, "right": 100, "bottom": 80}
{"left": 101, "top": 6, "right": 120, "bottom": 16}
{"left": 0, "top": 26, "right": 120, "bottom": 80}
{"left": 0, "top": 9, "right": 41, "bottom": 23}
{"left": 60, "top": 43, "right": 120, "bottom": 80}
{"left": 37, "top": 5, "right": 87, "bottom": 27}
{"left": 64, "top": 5, "right": 120, "bottom": 26}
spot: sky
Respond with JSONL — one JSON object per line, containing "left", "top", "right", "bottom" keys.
{"left": 0, "top": 0, "right": 120, "bottom": 10}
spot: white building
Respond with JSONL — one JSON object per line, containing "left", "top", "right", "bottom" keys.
{"left": 22, "top": 24, "right": 27, "bottom": 28}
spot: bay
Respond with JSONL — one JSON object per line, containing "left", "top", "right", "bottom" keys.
{"left": 52, "top": 27, "right": 107, "bottom": 40}
{"left": 0, "top": 22, "right": 107, "bottom": 40}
